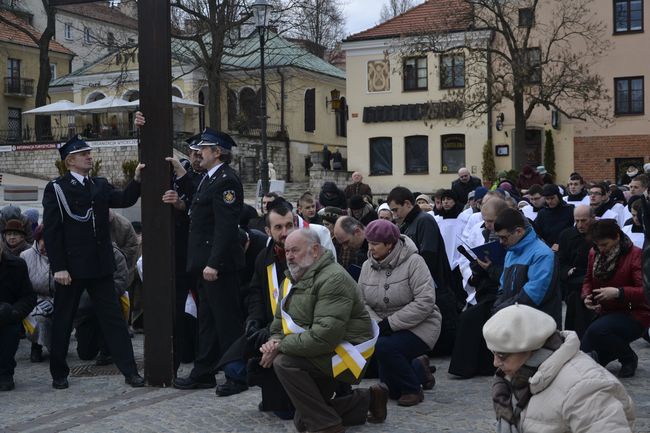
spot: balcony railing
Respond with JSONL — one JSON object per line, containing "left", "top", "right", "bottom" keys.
{"left": 4, "top": 77, "right": 34, "bottom": 96}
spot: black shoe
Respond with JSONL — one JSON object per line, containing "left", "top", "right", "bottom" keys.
{"left": 0, "top": 375, "right": 15, "bottom": 391}
{"left": 125, "top": 373, "right": 145, "bottom": 387}
{"left": 95, "top": 352, "right": 113, "bottom": 366}
{"left": 52, "top": 377, "right": 69, "bottom": 389}
{"left": 173, "top": 376, "right": 216, "bottom": 390}
{"left": 618, "top": 353, "right": 638, "bottom": 378}
{"left": 216, "top": 378, "right": 248, "bottom": 397}
{"left": 30, "top": 343, "right": 44, "bottom": 363}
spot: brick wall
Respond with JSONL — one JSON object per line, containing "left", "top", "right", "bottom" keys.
{"left": 574, "top": 135, "right": 650, "bottom": 183}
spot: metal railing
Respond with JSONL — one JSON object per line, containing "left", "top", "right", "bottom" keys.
{"left": 4, "top": 77, "right": 34, "bottom": 96}
{"left": 228, "top": 121, "right": 288, "bottom": 139}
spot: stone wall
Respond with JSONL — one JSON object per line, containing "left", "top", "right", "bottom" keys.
{"left": 308, "top": 152, "right": 352, "bottom": 193}
{"left": 0, "top": 145, "right": 139, "bottom": 184}
{"left": 231, "top": 136, "right": 289, "bottom": 183}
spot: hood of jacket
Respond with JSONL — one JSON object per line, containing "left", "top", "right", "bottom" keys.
{"left": 528, "top": 331, "right": 579, "bottom": 394}
{"left": 367, "top": 235, "right": 418, "bottom": 270}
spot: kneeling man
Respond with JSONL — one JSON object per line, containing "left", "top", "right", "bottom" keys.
{"left": 260, "top": 229, "right": 387, "bottom": 433}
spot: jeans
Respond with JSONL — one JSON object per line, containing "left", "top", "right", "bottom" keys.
{"left": 580, "top": 312, "right": 644, "bottom": 365}
{"left": 375, "top": 330, "right": 430, "bottom": 397}
{"left": 223, "top": 360, "right": 247, "bottom": 383}
{"left": 0, "top": 323, "right": 21, "bottom": 377}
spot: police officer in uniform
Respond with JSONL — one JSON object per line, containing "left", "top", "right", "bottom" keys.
{"left": 42, "top": 136, "right": 145, "bottom": 389}
{"left": 174, "top": 128, "right": 246, "bottom": 389}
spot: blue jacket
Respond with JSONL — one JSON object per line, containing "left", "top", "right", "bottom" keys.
{"left": 493, "top": 226, "right": 561, "bottom": 326}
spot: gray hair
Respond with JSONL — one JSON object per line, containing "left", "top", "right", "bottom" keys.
{"left": 296, "top": 228, "right": 323, "bottom": 252}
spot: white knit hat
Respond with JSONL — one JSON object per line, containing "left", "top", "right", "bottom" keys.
{"left": 483, "top": 304, "right": 556, "bottom": 353}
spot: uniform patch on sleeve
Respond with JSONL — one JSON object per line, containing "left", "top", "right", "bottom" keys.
{"left": 223, "top": 190, "right": 236, "bottom": 204}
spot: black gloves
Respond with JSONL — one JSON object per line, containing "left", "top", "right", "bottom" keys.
{"left": 0, "top": 302, "right": 19, "bottom": 326}
{"left": 245, "top": 319, "right": 262, "bottom": 338}
{"left": 378, "top": 318, "right": 393, "bottom": 336}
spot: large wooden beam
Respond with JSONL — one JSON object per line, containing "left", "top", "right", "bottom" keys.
{"left": 137, "top": 0, "right": 175, "bottom": 386}
{"left": 50, "top": 0, "right": 176, "bottom": 387}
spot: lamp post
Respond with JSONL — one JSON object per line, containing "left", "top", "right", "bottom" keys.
{"left": 252, "top": 0, "right": 273, "bottom": 195}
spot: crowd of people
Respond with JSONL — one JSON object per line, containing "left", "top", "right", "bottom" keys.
{"left": 1, "top": 121, "right": 649, "bottom": 432}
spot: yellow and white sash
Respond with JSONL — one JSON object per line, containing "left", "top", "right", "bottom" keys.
{"left": 266, "top": 263, "right": 290, "bottom": 316}
{"left": 280, "top": 283, "right": 379, "bottom": 379}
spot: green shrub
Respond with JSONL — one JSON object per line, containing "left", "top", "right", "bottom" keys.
{"left": 481, "top": 139, "right": 496, "bottom": 185}
{"left": 122, "top": 160, "right": 139, "bottom": 183}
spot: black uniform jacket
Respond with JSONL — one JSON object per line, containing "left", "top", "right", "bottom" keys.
{"left": 42, "top": 173, "right": 140, "bottom": 279}
{"left": 185, "top": 163, "right": 244, "bottom": 274}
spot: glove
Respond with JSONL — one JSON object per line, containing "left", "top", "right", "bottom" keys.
{"left": 378, "top": 318, "right": 393, "bottom": 336}
{"left": 245, "top": 319, "right": 261, "bottom": 338}
{"left": 34, "top": 299, "right": 54, "bottom": 317}
{"left": 248, "top": 327, "right": 270, "bottom": 349}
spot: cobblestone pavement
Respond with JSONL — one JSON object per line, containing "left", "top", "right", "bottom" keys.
{"left": 1, "top": 335, "right": 648, "bottom": 433}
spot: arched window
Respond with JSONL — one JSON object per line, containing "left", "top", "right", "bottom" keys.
{"left": 239, "top": 87, "right": 259, "bottom": 128}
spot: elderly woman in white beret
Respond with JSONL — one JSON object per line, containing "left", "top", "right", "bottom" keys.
{"left": 483, "top": 304, "right": 635, "bottom": 433}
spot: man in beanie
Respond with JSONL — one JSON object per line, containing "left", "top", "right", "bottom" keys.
{"left": 42, "top": 136, "right": 145, "bottom": 389}
{"left": 483, "top": 304, "right": 634, "bottom": 433}
{"left": 534, "top": 184, "right": 575, "bottom": 250}
{"left": 348, "top": 195, "right": 377, "bottom": 226}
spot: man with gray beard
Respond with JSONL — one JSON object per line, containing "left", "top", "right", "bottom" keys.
{"left": 261, "top": 229, "right": 388, "bottom": 433}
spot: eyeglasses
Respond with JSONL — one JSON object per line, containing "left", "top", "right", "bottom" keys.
{"left": 493, "top": 351, "right": 512, "bottom": 361}
{"left": 588, "top": 191, "right": 603, "bottom": 196}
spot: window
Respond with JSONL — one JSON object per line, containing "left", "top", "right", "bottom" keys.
{"left": 304, "top": 88, "right": 315, "bottom": 132}
{"left": 441, "top": 134, "right": 465, "bottom": 173}
{"left": 64, "top": 23, "right": 72, "bottom": 40}
{"left": 84, "top": 27, "right": 92, "bottom": 44}
{"left": 440, "top": 54, "right": 465, "bottom": 88}
{"left": 615, "top": 77, "right": 644, "bottom": 115}
{"left": 614, "top": 0, "right": 643, "bottom": 33}
{"left": 405, "top": 135, "right": 429, "bottom": 174}
{"left": 523, "top": 47, "right": 541, "bottom": 84}
{"left": 369, "top": 137, "right": 393, "bottom": 175}
{"left": 239, "top": 87, "right": 260, "bottom": 128}
{"left": 50, "top": 64, "right": 57, "bottom": 81}
{"left": 7, "top": 58, "right": 20, "bottom": 79}
{"left": 403, "top": 57, "right": 427, "bottom": 91}
{"left": 518, "top": 8, "right": 534, "bottom": 27}
{"left": 8, "top": 108, "right": 22, "bottom": 141}
{"left": 336, "top": 97, "right": 347, "bottom": 137}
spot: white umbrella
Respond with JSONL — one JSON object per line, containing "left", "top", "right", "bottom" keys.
{"left": 22, "top": 100, "right": 80, "bottom": 115}
{"left": 171, "top": 95, "right": 203, "bottom": 108}
{"left": 76, "top": 96, "right": 139, "bottom": 113}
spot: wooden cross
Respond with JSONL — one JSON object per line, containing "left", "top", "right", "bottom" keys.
{"left": 50, "top": 0, "right": 175, "bottom": 386}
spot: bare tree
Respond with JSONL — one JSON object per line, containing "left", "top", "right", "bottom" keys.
{"left": 402, "top": 0, "right": 611, "bottom": 156}
{"left": 379, "top": 0, "right": 415, "bottom": 23}
{"left": 282, "top": 0, "right": 344, "bottom": 58}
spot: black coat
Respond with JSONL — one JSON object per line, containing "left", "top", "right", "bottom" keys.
{"left": 0, "top": 252, "right": 36, "bottom": 324}
{"left": 42, "top": 173, "right": 140, "bottom": 279}
{"left": 534, "top": 202, "right": 575, "bottom": 246}
{"left": 557, "top": 226, "right": 591, "bottom": 293}
{"left": 186, "top": 163, "right": 245, "bottom": 274}
{"left": 451, "top": 176, "right": 482, "bottom": 205}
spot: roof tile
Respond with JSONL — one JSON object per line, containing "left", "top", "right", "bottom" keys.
{"left": 345, "top": 0, "right": 472, "bottom": 42}
{"left": 56, "top": 3, "right": 138, "bottom": 30}
{"left": 0, "top": 10, "right": 74, "bottom": 55}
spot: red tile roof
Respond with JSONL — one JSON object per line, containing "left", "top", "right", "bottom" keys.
{"left": 56, "top": 3, "right": 138, "bottom": 30}
{"left": 345, "top": 0, "right": 472, "bottom": 42}
{"left": 0, "top": 10, "right": 74, "bottom": 55}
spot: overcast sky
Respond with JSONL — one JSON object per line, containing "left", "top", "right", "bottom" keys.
{"left": 342, "top": 0, "right": 425, "bottom": 36}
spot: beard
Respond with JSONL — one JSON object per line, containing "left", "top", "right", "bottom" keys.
{"left": 287, "top": 255, "right": 316, "bottom": 281}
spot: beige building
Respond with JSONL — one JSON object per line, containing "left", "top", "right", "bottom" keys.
{"left": 44, "top": 31, "right": 346, "bottom": 182}
{"left": 0, "top": 9, "right": 73, "bottom": 144}
{"left": 343, "top": 0, "right": 649, "bottom": 194}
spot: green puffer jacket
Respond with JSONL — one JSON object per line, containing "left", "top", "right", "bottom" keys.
{"left": 270, "top": 250, "right": 373, "bottom": 383}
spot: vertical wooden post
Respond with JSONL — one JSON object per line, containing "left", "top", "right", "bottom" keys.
{"left": 137, "top": 0, "right": 175, "bottom": 387}
{"left": 49, "top": 0, "right": 176, "bottom": 387}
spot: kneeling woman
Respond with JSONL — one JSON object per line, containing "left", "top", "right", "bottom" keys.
{"left": 581, "top": 219, "right": 650, "bottom": 378}
{"left": 358, "top": 219, "right": 441, "bottom": 406}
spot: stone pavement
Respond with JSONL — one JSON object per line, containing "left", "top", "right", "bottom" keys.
{"left": 1, "top": 335, "right": 649, "bottom": 433}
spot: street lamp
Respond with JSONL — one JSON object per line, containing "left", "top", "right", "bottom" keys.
{"left": 252, "top": 0, "right": 272, "bottom": 195}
